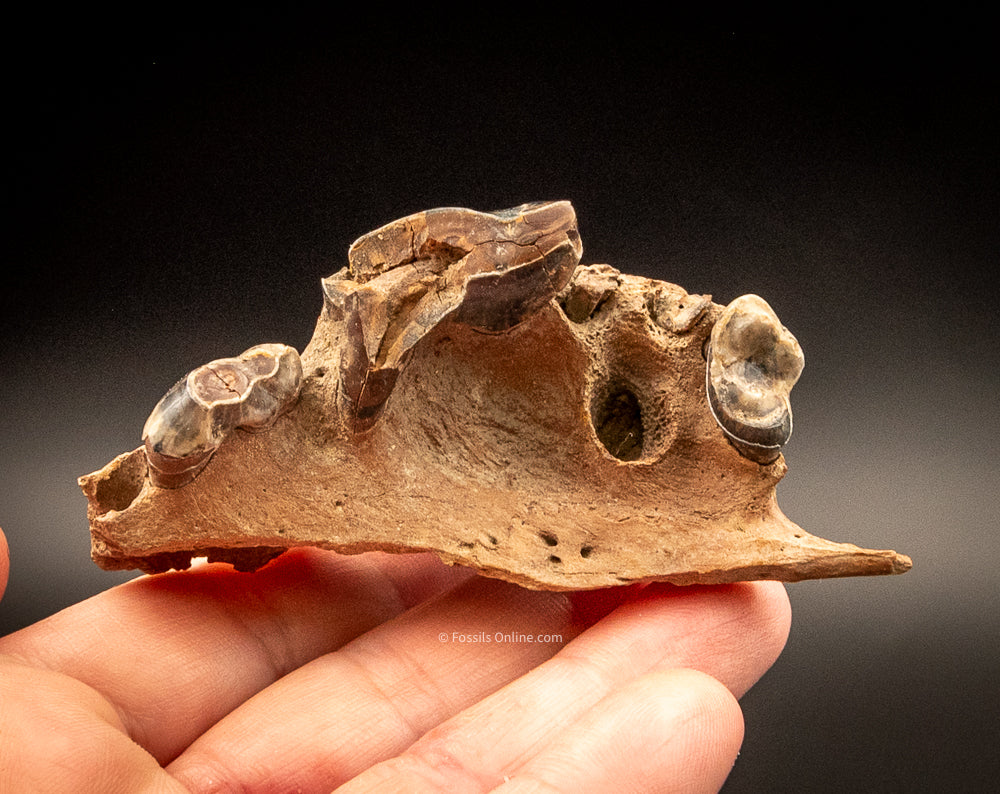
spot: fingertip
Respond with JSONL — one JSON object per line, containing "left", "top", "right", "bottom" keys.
{"left": 755, "top": 579, "right": 793, "bottom": 656}
{"left": 731, "top": 580, "right": 792, "bottom": 686}
{"left": 492, "top": 668, "right": 746, "bottom": 794}
{"left": 705, "top": 580, "right": 792, "bottom": 697}
{"left": 652, "top": 667, "right": 746, "bottom": 772}
{"left": 0, "top": 526, "right": 9, "bottom": 602}
{"left": 625, "top": 668, "right": 746, "bottom": 792}
{"left": 592, "top": 578, "right": 793, "bottom": 699}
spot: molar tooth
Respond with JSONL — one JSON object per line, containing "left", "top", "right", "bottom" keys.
{"left": 142, "top": 344, "right": 302, "bottom": 488}
{"left": 706, "top": 295, "right": 803, "bottom": 464}
{"left": 338, "top": 202, "right": 581, "bottom": 433}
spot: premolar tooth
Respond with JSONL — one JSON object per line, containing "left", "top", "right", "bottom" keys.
{"left": 706, "top": 295, "right": 803, "bottom": 464}
{"left": 142, "top": 344, "right": 302, "bottom": 488}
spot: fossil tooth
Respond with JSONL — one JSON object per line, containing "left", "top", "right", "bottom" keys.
{"left": 332, "top": 201, "right": 582, "bottom": 433}
{"left": 78, "top": 203, "right": 910, "bottom": 587}
{"left": 142, "top": 344, "right": 302, "bottom": 488}
{"left": 706, "top": 294, "right": 804, "bottom": 464}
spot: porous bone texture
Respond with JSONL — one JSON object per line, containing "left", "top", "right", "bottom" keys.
{"left": 79, "top": 203, "right": 910, "bottom": 588}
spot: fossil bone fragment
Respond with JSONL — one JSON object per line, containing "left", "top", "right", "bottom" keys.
{"left": 79, "top": 202, "right": 911, "bottom": 588}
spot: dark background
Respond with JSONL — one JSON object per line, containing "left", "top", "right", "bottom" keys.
{"left": 3, "top": 17, "right": 998, "bottom": 791}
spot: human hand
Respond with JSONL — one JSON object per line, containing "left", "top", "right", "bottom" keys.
{"left": 0, "top": 527, "right": 790, "bottom": 792}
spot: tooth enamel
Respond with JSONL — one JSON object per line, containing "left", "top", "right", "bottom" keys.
{"left": 706, "top": 295, "right": 803, "bottom": 464}
{"left": 142, "top": 344, "right": 302, "bottom": 488}
{"left": 336, "top": 202, "right": 581, "bottom": 433}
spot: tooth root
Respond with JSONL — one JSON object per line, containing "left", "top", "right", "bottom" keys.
{"left": 142, "top": 344, "right": 302, "bottom": 488}
{"left": 706, "top": 295, "right": 804, "bottom": 464}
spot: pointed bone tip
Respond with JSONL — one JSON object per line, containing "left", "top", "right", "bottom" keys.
{"left": 891, "top": 553, "right": 913, "bottom": 574}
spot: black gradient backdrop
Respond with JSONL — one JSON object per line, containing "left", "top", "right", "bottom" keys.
{"left": 3, "top": 19, "right": 998, "bottom": 791}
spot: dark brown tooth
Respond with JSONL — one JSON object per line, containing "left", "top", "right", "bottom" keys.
{"left": 335, "top": 202, "right": 582, "bottom": 433}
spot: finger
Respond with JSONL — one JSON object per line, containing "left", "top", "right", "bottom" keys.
{"left": 487, "top": 669, "right": 743, "bottom": 794}
{"left": 0, "top": 527, "right": 9, "bottom": 601}
{"left": 167, "top": 576, "right": 631, "bottom": 792}
{"left": 0, "top": 656, "right": 187, "bottom": 794}
{"left": 0, "top": 548, "right": 473, "bottom": 763}
{"left": 337, "top": 581, "right": 789, "bottom": 793}
{"left": 557, "top": 580, "right": 792, "bottom": 699}
{"left": 171, "top": 581, "right": 787, "bottom": 793}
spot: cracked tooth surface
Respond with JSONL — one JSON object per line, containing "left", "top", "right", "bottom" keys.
{"left": 335, "top": 202, "right": 582, "bottom": 433}
{"left": 142, "top": 344, "right": 302, "bottom": 488}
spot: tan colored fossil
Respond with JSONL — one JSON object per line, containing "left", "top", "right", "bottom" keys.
{"left": 79, "top": 202, "right": 911, "bottom": 589}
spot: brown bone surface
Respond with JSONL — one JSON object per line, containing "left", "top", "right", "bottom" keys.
{"left": 79, "top": 202, "right": 911, "bottom": 589}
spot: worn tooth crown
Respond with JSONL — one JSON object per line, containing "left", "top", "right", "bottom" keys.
{"left": 335, "top": 202, "right": 582, "bottom": 433}
{"left": 707, "top": 294, "right": 804, "bottom": 464}
{"left": 142, "top": 343, "right": 302, "bottom": 488}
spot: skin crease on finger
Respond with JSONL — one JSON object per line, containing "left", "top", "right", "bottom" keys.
{"left": 165, "top": 575, "right": 627, "bottom": 790}
{"left": 330, "top": 671, "right": 745, "bottom": 794}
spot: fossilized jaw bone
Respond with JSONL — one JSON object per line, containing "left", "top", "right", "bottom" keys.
{"left": 706, "top": 295, "right": 804, "bottom": 464}
{"left": 79, "top": 202, "right": 911, "bottom": 587}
